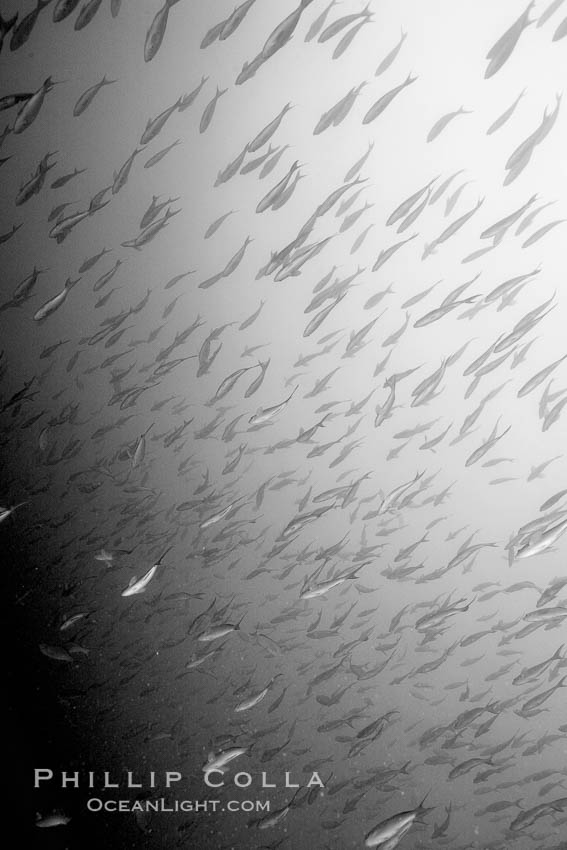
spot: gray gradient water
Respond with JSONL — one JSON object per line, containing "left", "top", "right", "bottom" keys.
{"left": 2, "top": 0, "right": 567, "bottom": 848}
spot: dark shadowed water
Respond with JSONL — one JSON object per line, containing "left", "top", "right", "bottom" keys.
{"left": 2, "top": 1, "right": 567, "bottom": 848}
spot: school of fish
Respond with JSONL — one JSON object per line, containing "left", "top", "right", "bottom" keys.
{"left": 1, "top": 0, "right": 567, "bottom": 847}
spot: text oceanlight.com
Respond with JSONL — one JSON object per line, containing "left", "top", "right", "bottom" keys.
{"left": 86, "top": 799, "right": 271, "bottom": 813}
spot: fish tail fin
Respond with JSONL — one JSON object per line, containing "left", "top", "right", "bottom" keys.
{"left": 65, "top": 277, "right": 81, "bottom": 291}
{"left": 155, "top": 544, "right": 174, "bottom": 566}
{"left": 89, "top": 187, "right": 111, "bottom": 213}
{"left": 416, "top": 790, "right": 434, "bottom": 816}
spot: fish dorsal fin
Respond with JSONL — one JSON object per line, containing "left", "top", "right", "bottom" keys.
{"left": 127, "top": 576, "right": 137, "bottom": 588}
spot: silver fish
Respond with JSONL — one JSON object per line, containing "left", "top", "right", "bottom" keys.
{"left": 144, "top": 0, "right": 183, "bottom": 62}
{"left": 362, "top": 73, "right": 417, "bottom": 124}
{"left": 375, "top": 28, "right": 407, "bottom": 76}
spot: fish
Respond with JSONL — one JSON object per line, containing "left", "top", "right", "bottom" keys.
{"left": 537, "top": 0, "right": 566, "bottom": 27}
{"left": 244, "top": 360, "right": 270, "bottom": 397}
{"left": 112, "top": 148, "right": 142, "bottom": 194}
{"left": 414, "top": 297, "right": 480, "bottom": 327}
{"left": 397, "top": 189, "right": 431, "bottom": 233}
{"left": 2, "top": 2, "right": 567, "bottom": 842}
{"left": 332, "top": 17, "right": 373, "bottom": 60}
{"left": 505, "top": 94, "right": 562, "bottom": 183}
{"left": 234, "top": 0, "right": 315, "bottom": 84}
{"left": 16, "top": 152, "right": 58, "bottom": 206}
{"left": 364, "top": 795, "right": 432, "bottom": 847}
{"left": 199, "top": 86, "right": 228, "bottom": 134}
{"left": 387, "top": 177, "right": 438, "bottom": 226}
{"left": 33, "top": 278, "right": 81, "bottom": 321}
{"left": 144, "top": 139, "right": 181, "bottom": 169}
{"left": 144, "top": 0, "right": 183, "bottom": 62}
{"left": 121, "top": 547, "right": 172, "bottom": 597}
{"left": 52, "top": 0, "right": 81, "bottom": 21}
{"left": 465, "top": 420, "right": 512, "bottom": 467}
{"left": 13, "top": 76, "right": 59, "bottom": 134}
{"left": 140, "top": 96, "right": 183, "bottom": 145}
{"left": 51, "top": 167, "right": 86, "bottom": 189}
{"left": 481, "top": 194, "right": 538, "bottom": 240}
{"left": 234, "top": 674, "right": 282, "bottom": 711}
{"left": 197, "top": 613, "right": 246, "bottom": 642}
{"left": 362, "top": 73, "right": 417, "bottom": 124}
{"left": 352, "top": 223, "right": 375, "bottom": 254}
{"left": 74, "top": 0, "right": 104, "bottom": 31}
{"left": 301, "top": 563, "right": 370, "bottom": 599}
{"left": 35, "top": 812, "right": 71, "bottom": 828}
{"left": 318, "top": 4, "right": 371, "bottom": 43}
{"left": 344, "top": 141, "right": 374, "bottom": 182}
{"left": 516, "top": 200, "right": 557, "bottom": 235}
{"left": 10, "top": 0, "right": 52, "bottom": 51}
{"left": 522, "top": 219, "right": 566, "bottom": 248}
{"left": 427, "top": 106, "right": 472, "bottom": 142}
{"left": 0, "top": 10, "right": 18, "bottom": 53}
{"left": 487, "top": 89, "right": 526, "bottom": 134}
{"left": 0, "top": 92, "right": 34, "bottom": 112}
{"left": 515, "top": 517, "right": 567, "bottom": 559}
{"left": 519, "top": 676, "right": 566, "bottom": 714}
{"left": 373, "top": 234, "right": 417, "bottom": 271}
{"left": 0, "top": 223, "right": 22, "bottom": 244}
{"left": 314, "top": 83, "right": 367, "bottom": 134}
{"left": 375, "top": 28, "right": 407, "bottom": 76}
{"left": 240, "top": 144, "right": 278, "bottom": 175}
{"left": 204, "top": 210, "right": 235, "bottom": 239}
{"left": 552, "top": 13, "right": 567, "bottom": 38}
{"left": 256, "top": 160, "right": 302, "bottom": 213}
{"left": 517, "top": 354, "right": 567, "bottom": 398}
{"left": 305, "top": 1, "right": 338, "bottom": 41}
{"left": 220, "top": 0, "right": 257, "bottom": 41}
{"left": 203, "top": 747, "right": 248, "bottom": 775}
{"left": 249, "top": 386, "right": 298, "bottom": 426}
{"left": 423, "top": 198, "right": 484, "bottom": 258}
{"left": 0, "top": 501, "right": 28, "bottom": 524}
{"left": 211, "top": 365, "right": 260, "bottom": 402}
{"left": 512, "top": 645, "right": 564, "bottom": 684}
{"left": 178, "top": 76, "right": 208, "bottom": 111}
{"left": 485, "top": 2, "right": 536, "bottom": 79}
{"left": 429, "top": 169, "right": 465, "bottom": 205}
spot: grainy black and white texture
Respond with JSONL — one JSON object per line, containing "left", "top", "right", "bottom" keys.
{"left": 2, "top": 0, "right": 567, "bottom": 847}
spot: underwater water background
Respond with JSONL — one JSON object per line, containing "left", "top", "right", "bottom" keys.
{"left": 2, "top": 0, "right": 567, "bottom": 847}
